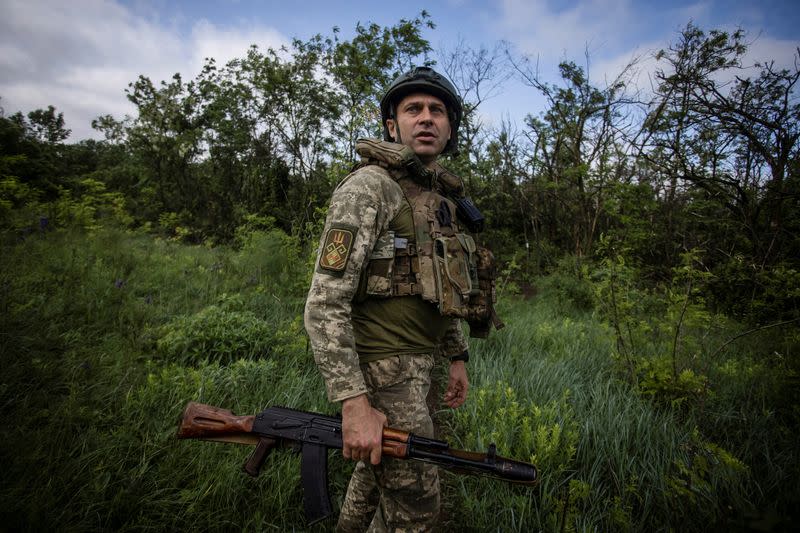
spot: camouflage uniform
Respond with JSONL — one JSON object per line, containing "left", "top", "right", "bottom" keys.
{"left": 304, "top": 161, "right": 468, "bottom": 532}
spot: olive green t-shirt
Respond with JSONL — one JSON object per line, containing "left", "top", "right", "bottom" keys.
{"left": 351, "top": 200, "right": 451, "bottom": 361}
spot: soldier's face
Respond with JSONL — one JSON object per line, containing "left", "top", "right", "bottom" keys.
{"left": 386, "top": 92, "right": 451, "bottom": 164}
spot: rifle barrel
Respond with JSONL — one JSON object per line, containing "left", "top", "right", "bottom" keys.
{"left": 410, "top": 447, "right": 537, "bottom": 485}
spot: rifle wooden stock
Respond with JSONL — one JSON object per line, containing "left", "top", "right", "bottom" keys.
{"left": 177, "top": 402, "right": 255, "bottom": 439}
{"left": 177, "top": 401, "right": 537, "bottom": 523}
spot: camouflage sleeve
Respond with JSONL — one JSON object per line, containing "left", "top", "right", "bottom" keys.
{"left": 438, "top": 319, "right": 469, "bottom": 358}
{"left": 304, "top": 166, "right": 406, "bottom": 402}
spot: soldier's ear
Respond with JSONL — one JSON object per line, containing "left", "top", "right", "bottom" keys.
{"left": 386, "top": 119, "right": 397, "bottom": 141}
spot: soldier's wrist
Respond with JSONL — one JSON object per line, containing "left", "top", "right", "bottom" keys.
{"left": 449, "top": 350, "right": 469, "bottom": 363}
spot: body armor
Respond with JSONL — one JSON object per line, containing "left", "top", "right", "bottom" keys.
{"left": 353, "top": 139, "right": 503, "bottom": 338}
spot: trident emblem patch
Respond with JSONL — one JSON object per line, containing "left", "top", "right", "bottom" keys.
{"left": 319, "top": 226, "right": 355, "bottom": 272}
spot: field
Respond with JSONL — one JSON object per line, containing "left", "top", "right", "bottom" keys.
{"left": 1, "top": 227, "right": 797, "bottom": 531}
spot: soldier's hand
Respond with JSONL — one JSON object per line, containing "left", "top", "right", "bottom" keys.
{"left": 341, "top": 394, "right": 387, "bottom": 465}
{"left": 444, "top": 360, "right": 469, "bottom": 408}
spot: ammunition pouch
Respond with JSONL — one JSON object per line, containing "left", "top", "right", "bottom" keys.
{"left": 431, "top": 237, "right": 502, "bottom": 337}
{"left": 463, "top": 247, "right": 504, "bottom": 338}
{"left": 362, "top": 228, "right": 503, "bottom": 338}
{"left": 433, "top": 234, "right": 478, "bottom": 316}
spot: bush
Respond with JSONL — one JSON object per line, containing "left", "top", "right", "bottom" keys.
{"left": 453, "top": 381, "right": 578, "bottom": 475}
{"left": 154, "top": 304, "right": 277, "bottom": 364}
{"left": 538, "top": 265, "right": 596, "bottom": 312}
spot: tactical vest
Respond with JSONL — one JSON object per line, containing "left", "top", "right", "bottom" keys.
{"left": 353, "top": 138, "right": 503, "bottom": 339}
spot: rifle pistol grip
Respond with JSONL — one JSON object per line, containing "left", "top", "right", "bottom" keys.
{"left": 243, "top": 437, "right": 277, "bottom": 477}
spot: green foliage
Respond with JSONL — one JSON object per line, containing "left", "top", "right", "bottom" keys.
{"left": 593, "top": 240, "right": 719, "bottom": 407}
{"left": 4, "top": 21, "right": 799, "bottom": 332}
{"left": 538, "top": 256, "right": 596, "bottom": 312}
{"left": 636, "top": 357, "right": 707, "bottom": 407}
{"left": 1, "top": 108, "right": 138, "bottom": 236}
{"left": 53, "top": 177, "right": 133, "bottom": 230}
{"left": 586, "top": 239, "right": 798, "bottom": 529}
{"left": 154, "top": 303, "right": 277, "bottom": 364}
{"left": 21, "top": 105, "right": 71, "bottom": 144}
{"left": 454, "top": 382, "right": 579, "bottom": 474}
{"left": 1, "top": 175, "right": 132, "bottom": 233}
{"left": 0, "top": 175, "right": 41, "bottom": 229}
{"left": 232, "top": 213, "right": 277, "bottom": 247}
{"left": 83, "top": 14, "right": 438, "bottom": 242}
{"left": 312, "top": 11, "right": 435, "bottom": 162}
{"left": 600, "top": 180, "right": 669, "bottom": 276}
{"left": 666, "top": 429, "right": 749, "bottom": 523}
{"left": 233, "top": 226, "right": 307, "bottom": 295}
{"left": 156, "top": 210, "right": 195, "bottom": 241}
{"left": 495, "top": 249, "right": 523, "bottom": 296}
{"left": 708, "top": 258, "right": 800, "bottom": 324}
{"left": 0, "top": 226, "right": 333, "bottom": 531}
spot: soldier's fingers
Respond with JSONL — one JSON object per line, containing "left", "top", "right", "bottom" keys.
{"left": 369, "top": 445, "right": 382, "bottom": 465}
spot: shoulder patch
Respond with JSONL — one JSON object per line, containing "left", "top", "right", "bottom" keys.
{"left": 318, "top": 224, "right": 357, "bottom": 273}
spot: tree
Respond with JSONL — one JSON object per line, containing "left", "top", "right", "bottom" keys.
{"left": 2, "top": 106, "right": 74, "bottom": 197}
{"left": 310, "top": 12, "right": 436, "bottom": 164}
{"left": 439, "top": 39, "right": 510, "bottom": 170}
{"left": 25, "top": 106, "right": 71, "bottom": 144}
{"left": 512, "top": 54, "right": 639, "bottom": 257}
{"left": 645, "top": 23, "right": 800, "bottom": 267}
{"left": 123, "top": 71, "right": 207, "bottom": 221}
{"left": 637, "top": 23, "right": 800, "bottom": 320}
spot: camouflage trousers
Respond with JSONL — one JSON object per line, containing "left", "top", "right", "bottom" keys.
{"left": 336, "top": 353, "right": 439, "bottom": 533}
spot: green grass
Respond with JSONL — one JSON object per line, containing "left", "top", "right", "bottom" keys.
{"left": 1, "top": 227, "right": 797, "bottom": 531}
{"left": 441, "top": 282, "right": 797, "bottom": 531}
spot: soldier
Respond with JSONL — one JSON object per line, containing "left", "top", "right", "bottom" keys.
{"left": 304, "top": 66, "right": 500, "bottom": 532}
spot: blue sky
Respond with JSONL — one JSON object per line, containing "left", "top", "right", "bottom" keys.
{"left": 2, "top": 0, "right": 798, "bottom": 140}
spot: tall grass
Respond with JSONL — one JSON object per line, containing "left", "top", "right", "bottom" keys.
{"left": 441, "top": 276, "right": 796, "bottom": 531}
{"left": 1, "top": 228, "right": 797, "bottom": 531}
{"left": 0, "top": 227, "right": 338, "bottom": 531}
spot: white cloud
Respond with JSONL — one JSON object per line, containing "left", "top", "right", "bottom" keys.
{"left": 492, "top": 0, "right": 798, "bottom": 114}
{"left": 670, "top": 0, "right": 712, "bottom": 26}
{"left": 0, "top": 0, "right": 288, "bottom": 140}
{"left": 590, "top": 44, "right": 658, "bottom": 92}
{"left": 188, "top": 19, "right": 288, "bottom": 76}
{"left": 497, "top": 0, "right": 637, "bottom": 72}
{"left": 744, "top": 36, "right": 798, "bottom": 72}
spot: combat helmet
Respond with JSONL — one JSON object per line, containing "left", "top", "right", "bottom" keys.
{"left": 380, "top": 66, "right": 462, "bottom": 155}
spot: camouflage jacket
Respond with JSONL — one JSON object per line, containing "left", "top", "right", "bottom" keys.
{"left": 304, "top": 164, "right": 468, "bottom": 403}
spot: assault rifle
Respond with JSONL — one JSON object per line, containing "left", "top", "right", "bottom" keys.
{"left": 177, "top": 402, "right": 537, "bottom": 524}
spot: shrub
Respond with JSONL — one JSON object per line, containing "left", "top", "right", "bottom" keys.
{"left": 155, "top": 304, "right": 277, "bottom": 364}
{"left": 445, "top": 381, "right": 580, "bottom": 531}
{"left": 666, "top": 428, "right": 749, "bottom": 525}
{"left": 453, "top": 381, "right": 578, "bottom": 474}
